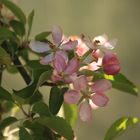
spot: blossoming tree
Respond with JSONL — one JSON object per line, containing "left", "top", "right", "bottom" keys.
{"left": 0, "top": 0, "right": 139, "bottom": 140}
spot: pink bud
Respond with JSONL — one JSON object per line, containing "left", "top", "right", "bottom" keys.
{"left": 91, "top": 79, "right": 112, "bottom": 93}
{"left": 103, "top": 53, "right": 120, "bottom": 75}
{"left": 64, "top": 58, "right": 79, "bottom": 75}
{"left": 29, "top": 41, "right": 50, "bottom": 53}
{"left": 79, "top": 101, "right": 92, "bottom": 122}
{"left": 64, "top": 90, "right": 81, "bottom": 104}
{"left": 91, "top": 93, "right": 109, "bottom": 107}
{"left": 52, "top": 25, "right": 63, "bottom": 45}
{"left": 73, "top": 75, "right": 88, "bottom": 91}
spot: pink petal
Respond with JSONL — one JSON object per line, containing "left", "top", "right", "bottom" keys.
{"left": 64, "top": 58, "right": 79, "bottom": 75}
{"left": 64, "top": 73, "right": 77, "bottom": 84}
{"left": 40, "top": 53, "right": 54, "bottom": 65}
{"left": 79, "top": 101, "right": 92, "bottom": 122}
{"left": 64, "top": 90, "right": 81, "bottom": 104}
{"left": 56, "top": 51, "right": 68, "bottom": 63}
{"left": 51, "top": 70, "right": 62, "bottom": 82}
{"left": 91, "top": 93, "right": 109, "bottom": 107}
{"left": 29, "top": 41, "right": 50, "bottom": 53}
{"left": 61, "top": 40, "right": 78, "bottom": 51}
{"left": 52, "top": 25, "right": 63, "bottom": 45}
{"left": 73, "top": 75, "right": 88, "bottom": 91}
{"left": 54, "top": 53, "right": 67, "bottom": 73}
{"left": 91, "top": 79, "right": 112, "bottom": 93}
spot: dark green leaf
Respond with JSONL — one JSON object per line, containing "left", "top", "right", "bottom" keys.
{"left": 0, "top": 27, "right": 17, "bottom": 41}
{"left": 36, "top": 116, "right": 74, "bottom": 140}
{"left": 0, "top": 117, "right": 17, "bottom": 130}
{"left": 1, "top": 0, "right": 26, "bottom": 24}
{"left": 27, "top": 10, "right": 34, "bottom": 38}
{"left": 35, "top": 31, "right": 51, "bottom": 41}
{"left": 10, "top": 20, "right": 25, "bottom": 36}
{"left": 49, "top": 87, "right": 68, "bottom": 115}
{"left": 0, "top": 87, "right": 13, "bottom": 102}
{"left": 32, "top": 101, "right": 52, "bottom": 117}
{"left": 0, "top": 47, "right": 11, "bottom": 66}
{"left": 104, "top": 116, "right": 139, "bottom": 140}
{"left": 19, "top": 127, "right": 32, "bottom": 140}
{"left": 104, "top": 73, "right": 138, "bottom": 96}
{"left": 63, "top": 103, "right": 78, "bottom": 126}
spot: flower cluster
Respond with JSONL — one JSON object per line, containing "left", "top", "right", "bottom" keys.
{"left": 29, "top": 26, "right": 120, "bottom": 122}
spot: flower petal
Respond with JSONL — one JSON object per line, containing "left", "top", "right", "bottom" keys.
{"left": 73, "top": 75, "right": 88, "bottom": 91}
{"left": 61, "top": 40, "right": 78, "bottom": 51}
{"left": 29, "top": 41, "right": 50, "bottom": 53}
{"left": 52, "top": 25, "right": 63, "bottom": 45}
{"left": 91, "top": 93, "right": 109, "bottom": 107}
{"left": 64, "top": 90, "right": 81, "bottom": 104}
{"left": 40, "top": 53, "right": 54, "bottom": 65}
{"left": 79, "top": 101, "right": 92, "bottom": 122}
{"left": 91, "top": 79, "right": 112, "bottom": 93}
{"left": 54, "top": 52, "right": 67, "bottom": 73}
{"left": 64, "top": 58, "right": 79, "bottom": 75}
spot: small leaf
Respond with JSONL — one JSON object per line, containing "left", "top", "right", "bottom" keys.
{"left": 104, "top": 73, "right": 138, "bottom": 96}
{"left": 0, "top": 117, "right": 17, "bottom": 130}
{"left": 0, "top": 27, "right": 17, "bottom": 41}
{"left": 36, "top": 116, "right": 74, "bottom": 140}
{"left": 49, "top": 87, "right": 68, "bottom": 115}
{"left": 0, "top": 87, "right": 13, "bottom": 102}
{"left": 10, "top": 20, "right": 25, "bottom": 37}
{"left": 104, "top": 116, "right": 139, "bottom": 140}
{"left": 35, "top": 31, "right": 51, "bottom": 41}
{"left": 63, "top": 103, "right": 78, "bottom": 126}
{"left": 1, "top": 0, "right": 26, "bottom": 24}
{"left": 19, "top": 127, "right": 32, "bottom": 140}
{"left": 27, "top": 10, "right": 35, "bottom": 38}
{"left": 32, "top": 101, "right": 52, "bottom": 117}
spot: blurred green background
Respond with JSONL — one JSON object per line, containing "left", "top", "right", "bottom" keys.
{"left": 4, "top": 0, "right": 140, "bottom": 139}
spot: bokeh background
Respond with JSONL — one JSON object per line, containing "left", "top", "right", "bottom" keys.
{"left": 4, "top": 0, "right": 140, "bottom": 139}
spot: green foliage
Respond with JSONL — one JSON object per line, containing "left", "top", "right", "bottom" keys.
{"left": 104, "top": 73, "right": 138, "bottom": 96}
{"left": 0, "top": 117, "right": 17, "bottom": 131}
{"left": 36, "top": 116, "right": 74, "bottom": 140}
{"left": 0, "top": 0, "right": 26, "bottom": 24}
{"left": 49, "top": 86, "right": 68, "bottom": 115}
{"left": 63, "top": 103, "right": 78, "bottom": 126}
{"left": 104, "top": 116, "right": 139, "bottom": 140}
{"left": 10, "top": 20, "right": 25, "bottom": 37}
{"left": 35, "top": 31, "right": 51, "bottom": 41}
{"left": 19, "top": 127, "right": 32, "bottom": 140}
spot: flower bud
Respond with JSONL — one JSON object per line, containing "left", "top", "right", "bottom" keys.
{"left": 103, "top": 53, "right": 120, "bottom": 75}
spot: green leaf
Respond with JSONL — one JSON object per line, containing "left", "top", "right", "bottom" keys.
{"left": 63, "top": 103, "right": 78, "bottom": 127}
{"left": 0, "top": 47, "right": 11, "bottom": 66}
{"left": 0, "top": 117, "right": 17, "bottom": 130}
{"left": 104, "top": 116, "right": 139, "bottom": 140}
{"left": 32, "top": 101, "right": 52, "bottom": 117}
{"left": 27, "top": 60, "right": 52, "bottom": 70}
{"left": 10, "top": 20, "right": 25, "bottom": 37}
{"left": 27, "top": 10, "right": 34, "bottom": 38}
{"left": 36, "top": 116, "right": 74, "bottom": 140}
{"left": 0, "top": 87, "right": 13, "bottom": 102}
{"left": 35, "top": 31, "right": 51, "bottom": 41}
{"left": 49, "top": 87, "right": 68, "bottom": 115}
{"left": 19, "top": 127, "right": 32, "bottom": 140}
{"left": 0, "top": 27, "right": 17, "bottom": 41}
{"left": 1, "top": 0, "right": 26, "bottom": 24}
{"left": 104, "top": 73, "right": 138, "bottom": 96}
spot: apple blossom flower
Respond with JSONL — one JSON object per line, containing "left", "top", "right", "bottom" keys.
{"left": 64, "top": 75, "right": 112, "bottom": 122}
{"left": 51, "top": 51, "right": 79, "bottom": 83}
{"left": 29, "top": 26, "right": 78, "bottom": 65}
